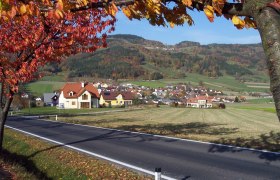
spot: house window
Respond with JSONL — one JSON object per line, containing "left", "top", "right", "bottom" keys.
{"left": 69, "top": 92, "right": 73, "bottom": 96}
{"left": 82, "top": 94, "right": 88, "bottom": 100}
{"left": 72, "top": 101, "right": 76, "bottom": 105}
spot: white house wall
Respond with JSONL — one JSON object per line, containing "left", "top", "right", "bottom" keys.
{"left": 77, "top": 91, "right": 91, "bottom": 109}
{"left": 58, "top": 92, "right": 79, "bottom": 109}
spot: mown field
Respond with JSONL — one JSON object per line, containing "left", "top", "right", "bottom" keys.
{"left": 52, "top": 103, "right": 280, "bottom": 151}
{"left": 0, "top": 129, "right": 150, "bottom": 179}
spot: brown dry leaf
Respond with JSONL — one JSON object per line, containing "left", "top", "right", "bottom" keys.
{"left": 244, "top": 17, "right": 257, "bottom": 29}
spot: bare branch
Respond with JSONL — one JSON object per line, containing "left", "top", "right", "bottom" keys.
{"left": 222, "top": 3, "right": 251, "bottom": 16}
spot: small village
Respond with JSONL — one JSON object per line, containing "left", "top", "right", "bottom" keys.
{"left": 1, "top": 0, "right": 280, "bottom": 179}
{"left": 12, "top": 81, "right": 272, "bottom": 111}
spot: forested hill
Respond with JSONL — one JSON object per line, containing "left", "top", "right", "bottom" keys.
{"left": 53, "top": 34, "right": 267, "bottom": 81}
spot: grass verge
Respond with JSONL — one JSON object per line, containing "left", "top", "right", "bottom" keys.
{"left": 0, "top": 129, "right": 150, "bottom": 179}
{"left": 13, "top": 106, "right": 134, "bottom": 116}
{"left": 232, "top": 106, "right": 276, "bottom": 113}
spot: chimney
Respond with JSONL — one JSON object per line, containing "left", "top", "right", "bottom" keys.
{"left": 81, "top": 82, "right": 84, "bottom": 87}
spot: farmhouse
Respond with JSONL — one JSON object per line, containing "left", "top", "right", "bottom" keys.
{"left": 186, "top": 96, "right": 213, "bottom": 108}
{"left": 99, "top": 91, "right": 134, "bottom": 107}
{"left": 58, "top": 82, "right": 100, "bottom": 109}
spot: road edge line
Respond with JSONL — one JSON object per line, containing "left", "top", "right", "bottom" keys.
{"left": 5, "top": 125, "right": 176, "bottom": 180}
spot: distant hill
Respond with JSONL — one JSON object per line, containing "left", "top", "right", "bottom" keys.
{"left": 47, "top": 34, "right": 267, "bottom": 81}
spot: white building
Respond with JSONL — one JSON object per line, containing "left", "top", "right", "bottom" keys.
{"left": 186, "top": 96, "right": 213, "bottom": 108}
{"left": 58, "top": 82, "right": 100, "bottom": 109}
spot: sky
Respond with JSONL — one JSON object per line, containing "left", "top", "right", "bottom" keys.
{"left": 111, "top": 11, "right": 261, "bottom": 45}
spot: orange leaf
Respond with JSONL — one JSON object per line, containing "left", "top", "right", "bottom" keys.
{"left": 182, "top": 0, "right": 192, "bottom": 7}
{"left": 169, "top": 22, "right": 175, "bottom": 28}
{"left": 122, "top": 7, "right": 132, "bottom": 19}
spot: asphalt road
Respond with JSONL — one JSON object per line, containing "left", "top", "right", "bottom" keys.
{"left": 6, "top": 116, "right": 280, "bottom": 180}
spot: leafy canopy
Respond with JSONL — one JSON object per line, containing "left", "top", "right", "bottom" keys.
{"left": 0, "top": 0, "right": 115, "bottom": 95}
{"left": 0, "top": 0, "right": 258, "bottom": 29}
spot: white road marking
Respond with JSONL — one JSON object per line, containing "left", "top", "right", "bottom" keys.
{"left": 30, "top": 117, "right": 280, "bottom": 155}
{"left": 5, "top": 125, "right": 176, "bottom": 180}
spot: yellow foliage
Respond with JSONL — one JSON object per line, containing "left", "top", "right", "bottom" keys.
{"left": 122, "top": 6, "right": 132, "bottom": 19}
{"left": 106, "top": 3, "right": 118, "bottom": 17}
{"left": 232, "top": 15, "right": 245, "bottom": 29}
{"left": 20, "top": 4, "right": 27, "bottom": 15}
{"left": 204, "top": 5, "right": 214, "bottom": 22}
{"left": 232, "top": 15, "right": 240, "bottom": 25}
{"left": 55, "top": 9, "right": 63, "bottom": 19}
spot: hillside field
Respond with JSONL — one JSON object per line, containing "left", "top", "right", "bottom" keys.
{"left": 26, "top": 81, "right": 65, "bottom": 96}
{"left": 128, "top": 73, "right": 270, "bottom": 92}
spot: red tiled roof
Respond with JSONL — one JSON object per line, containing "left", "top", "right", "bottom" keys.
{"left": 61, "top": 82, "right": 99, "bottom": 99}
{"left": 187, "top": 96, "right": 213, "bottom": 103}
{"left": 101, "top": 91, "right": 119, "bottom": 100}
{"left": 121, "top": 92, "right": 135, "bottom": 100}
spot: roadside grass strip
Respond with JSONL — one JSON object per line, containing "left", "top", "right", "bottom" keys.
{"left": 5, "top": 126, "right": 175, "bottom": 180}
{"left": 2, "top": 128, "right": 151, "bottom": 179}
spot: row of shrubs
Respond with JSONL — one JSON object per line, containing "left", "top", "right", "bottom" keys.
{"left": 169, "top": 102, "right": 226, "bottom": 109}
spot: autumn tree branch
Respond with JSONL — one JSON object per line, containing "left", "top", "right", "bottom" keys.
{"left": 69, "top": 0, "right": 251, "bottom": 17}
{"left": 70, "top": 0, "right": 134, "bottom": 12}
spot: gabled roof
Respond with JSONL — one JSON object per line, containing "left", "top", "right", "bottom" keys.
{"left": 61, "top": 82, "right": 99, "bottom": 99}
{"left": 187, "top": 96, "right": 213, "bottom": 103}
{"left": 43, "top": 93, "right": 59, "bottom": 103}
{"left": 101, "top": 91, "right": 135, "bottom": 100}
{"left": 101, "top": 91, "right": 119, "bottom": 100}
{"left": 121, "top": 92, "right": 135, "bottom": 100}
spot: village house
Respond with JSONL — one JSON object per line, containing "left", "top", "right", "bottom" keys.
{"left": 58, "top": 82, "right": 100, "bottom": 109}
{"left": 186, "top": 96, "right": 214, "bottom": 108}
{"left": 99, "top": 91, "right": 134, "bottom": 107}
{"left": 43, "top": 93, "right": 59, "bottom": 106}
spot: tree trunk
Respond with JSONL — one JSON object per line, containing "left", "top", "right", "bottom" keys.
{"left": 0, "top": 111, "right": 7, "bottom": 151}
{"left": 254, "top": 6, "right": 280, "bottom": 121}
{"left": 0, "top": 97, "right": 13, "bottom": 151}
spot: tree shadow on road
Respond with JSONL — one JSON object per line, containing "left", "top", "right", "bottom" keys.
{"left": 116, "top": 122, "right": 238, "bottom": 137}
{"left": 209, "top": 131, "right": 280, "bottom": 162}
{"left": 64, "top": 117, "right": 142, "bottom": 126}
{"left": 26, "top": 122, "right": 239, "bottom": 158}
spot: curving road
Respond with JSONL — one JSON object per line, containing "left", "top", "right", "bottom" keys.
{"left": 6, "top": 116, "right": 280, "bottom": 180}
